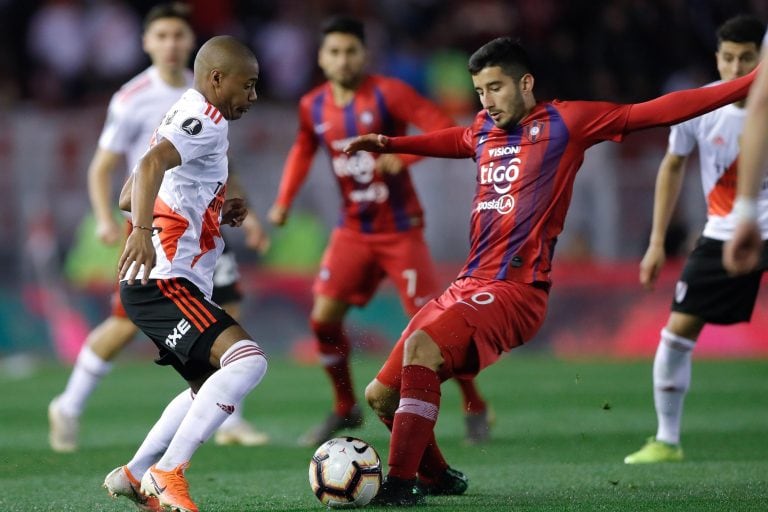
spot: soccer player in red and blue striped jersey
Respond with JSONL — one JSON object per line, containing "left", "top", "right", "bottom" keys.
{"left": 268, "top": 17, "right": 492, "bottom": 447}
{"left": 345, "top": 37, "right": 758, "bottom": 505}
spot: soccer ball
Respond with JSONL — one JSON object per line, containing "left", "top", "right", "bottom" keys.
{"left": 308, "top": 436, "right": 382, "bottom": 508}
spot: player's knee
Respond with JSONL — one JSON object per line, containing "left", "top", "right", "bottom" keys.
{"left": 365, "top": 380, "right": 398, "bottom": 417}
{"left": 403, "top": 330, "right": 443, "bottom": 370}
{"left": 311, "top": 295, "right": 348, "bottom": 323}
{"left": 664, "top": 314, "right": 704, "bottom": 341}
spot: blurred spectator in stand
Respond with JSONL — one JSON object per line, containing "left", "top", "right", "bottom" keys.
{"left": 85, "top": 0, "right": 143, "bottom": 93}
{"left": 26, "top": 0, "right": 88, "bottom": 103}
{"left": 251, "top": 1, "right": 314, "bottom": 101}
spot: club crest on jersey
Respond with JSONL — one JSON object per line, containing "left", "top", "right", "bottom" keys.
{"left": 674, "top": 281, "right": 688, "bottom": 303}
{"left": 181, "top": 117, "right": 203, "bottom": 136}
{"left": 525, "top": 120, "right": 544, "bottom": 143}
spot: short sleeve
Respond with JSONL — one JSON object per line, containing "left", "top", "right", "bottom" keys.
{"left": 667, "top": 119, "right": 696, "bottom": 156}
{"left": 157, "top": 111, "right": 222, "bottom": 164}
{"left": 97, "top": 95, "right": 138, "bottom": 154}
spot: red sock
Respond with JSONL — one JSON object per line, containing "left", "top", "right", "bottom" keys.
{"left": 311, "top": 319, "right": 355, "bottom": 416}
{"left": 378, "top": 414, "right": 447, "bottom": 479}
{"left": 388, "top": 365, "right": 441, "bottom": 480}
{"left": 418, "top": 432, "right": 449, "bottom": 481}
{"left": 456, "top": 378, "right": 487, "bottom": 413}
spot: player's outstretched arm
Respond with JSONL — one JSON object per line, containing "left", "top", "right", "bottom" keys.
{"left": 119, "top": 139, "right": 180, "bottom": 285}
{"left": 626, "top": 67, "right": 758, "bottom": 131}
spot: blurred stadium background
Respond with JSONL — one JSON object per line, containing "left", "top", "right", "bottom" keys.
{"left": 1, "top": 0, "right": 768, "bottom": 369}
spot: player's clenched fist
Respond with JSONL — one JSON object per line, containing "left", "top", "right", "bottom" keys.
{"left": 222, "top": 197, "right": 247, "bottom": 227}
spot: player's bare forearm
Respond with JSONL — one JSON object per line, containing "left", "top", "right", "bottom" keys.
{"left": 87, "top": 148, "right": 123, "bottom": 244}
{"left": 120, "top": 140, "right": 180, "bottom": 284}
{"left": 118, "top": 175, "right": 133, "bottom": 212}
{"left": 724, "top": 221, "right": 762, "bottom": 275}
{"left": 345, "top": 127, "right": 471, "bottom": 158}
{"left": 737, "top": 61, "right": 768, "bottom": 200}
{"left": 649, "top": 153, "right": 687, "bottom": 248}
{"left": 242, "top": 210, "right": 270, "bottom": 253}
{"left": 640, "top": 153, "right": 687, "bottom": 289}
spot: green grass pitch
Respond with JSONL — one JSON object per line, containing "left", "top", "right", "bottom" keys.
{"left": 1, "top": 355, "right": 766, "bottom": 511}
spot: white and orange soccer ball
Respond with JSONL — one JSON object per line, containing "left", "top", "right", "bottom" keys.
{"left": 308, "top": 436, "right": 382, "bottom": 508}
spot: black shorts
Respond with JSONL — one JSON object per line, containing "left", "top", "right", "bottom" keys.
{"left": 212, "top": 248, "right": 243, "bottom": 305}
{"left": 671, "top": 237, "right": 768, "bottom": 325}
{"left": 120, "top": 277, "right": 238, "bottom": 381}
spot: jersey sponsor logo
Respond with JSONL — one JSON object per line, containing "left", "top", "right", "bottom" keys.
{"left": 349, "top": 182, "right": 389, "bottom": 204}
{"left": 487, "top": 145, "right": 521, "bottom": 158}
{"left": 480, "top": 157, "right": 521, "bottom": 194}
{"left": 475, "top": 194, "right": 515, "bottom": 215}
{"left": 165, "top": 318, "right": 191, "bottom": 348}
{"left": 332, "top": 151, "right": 376, "bottom": 184}
{"left": 478, "top": 135, "right": 488, "bottom": 145}
{"left": 181, "top": 117, "right": 203, "bottom": 136}
{"left": 674, "top": 281, "right": 688, "bottom": 303}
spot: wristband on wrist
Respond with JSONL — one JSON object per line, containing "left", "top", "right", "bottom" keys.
{"left": 133, "top": 225, "right": 154, "bottom": 232}
{"left": 732, "top": 197, "right": 758, "bottom": 222}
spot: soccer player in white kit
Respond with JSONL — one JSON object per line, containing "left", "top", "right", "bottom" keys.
{"left": 103, "top": 36, "right": 265, "bottom": 512}
{"left": 48, "top": 3, "right": 269, "bottom": 454}
{"left": 625, "top": 15, "right": 766, "bottom": 464}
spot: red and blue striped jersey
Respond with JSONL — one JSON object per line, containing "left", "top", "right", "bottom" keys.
{"left": 383, "top": 70, "right": 755, "bottom": 285}
{"left": 274, "top": 75, "right": 454, "bottom": 233}
{"left": 459, "top": 100, "right": 630, "bottom": 284}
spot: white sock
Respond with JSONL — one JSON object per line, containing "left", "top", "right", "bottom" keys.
{"left": 156, "top": 341, "right": 267, "bottom": 470}
{"left": 653, "top": 328, "right": 695, "bottom": 445}
{"left": 126, "top": 389, "right": 194, "bottom": 479}
{"left": 57, "top": 345, "right": 113, "bottom": 417}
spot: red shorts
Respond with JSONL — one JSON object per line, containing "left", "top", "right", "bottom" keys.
{"left": 313, "top": 227, "right": 439, "bottom": 315}
{"left": 377, "top": 277, "right": 548, "bottom": 388}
